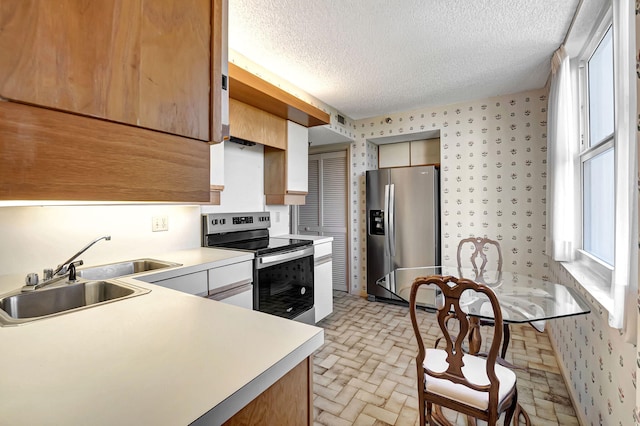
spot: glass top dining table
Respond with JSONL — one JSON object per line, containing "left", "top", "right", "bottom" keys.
{"left": 375, "top": 266, "right": 591, "bottom": 323}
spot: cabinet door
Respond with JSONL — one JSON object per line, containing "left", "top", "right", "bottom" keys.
{"left": 314, "top": 258, "right": 333, "bottom": 323}
{"left": 314, "top": 241, "right": 333, "bottom": 322}
{"left": 286, "top": 121, "right": 309, "bottom": 193}
{"left": 0, "top": 0, "right": 211, "bottom": 141}
{"left": 378, "top": 142, "right": 410, "bottom": 168}
{"left": 410, "top": 138, "right": 440, "bottom": 165}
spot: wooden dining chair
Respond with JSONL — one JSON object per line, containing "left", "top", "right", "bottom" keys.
{"left": 457, "top": 237, "right": 546, "bottom": 356}
{"left": 456, "top": 237, "right": 510, "bottom": 358}
{"left": 456, "top": 237, "right": 503, "bottom": 277}
{"left": 409, "top": 275, "right": 518, "bottom": 426}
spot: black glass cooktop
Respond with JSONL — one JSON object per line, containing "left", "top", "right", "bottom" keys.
{"left": 205, "top": 229, "right": 312, "bottom": 255}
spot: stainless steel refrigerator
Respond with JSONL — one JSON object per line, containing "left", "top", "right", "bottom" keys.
{"left": 366, "top": 165, "right": 440, "bottom": 300}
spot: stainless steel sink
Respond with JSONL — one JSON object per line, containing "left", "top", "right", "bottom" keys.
{"left": 76, "top": 258, "right": 181, "bottom": 280}
{"left": 0, "top": 279, "right": 150, "bottom": 326}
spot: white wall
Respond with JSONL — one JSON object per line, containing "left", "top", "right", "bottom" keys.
{"left": 0, "top": 205, "right": 201, "bottom": 276}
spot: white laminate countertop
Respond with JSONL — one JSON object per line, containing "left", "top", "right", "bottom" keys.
{"left": 0, "top": 247, "right": 324, "bottom": 425}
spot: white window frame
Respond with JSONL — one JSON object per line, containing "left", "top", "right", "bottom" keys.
{"left": 575, "top": 7, "right": 615, "bottom": 293}
{"left": 561, "top": 0, "right": 637, "bottom": 335}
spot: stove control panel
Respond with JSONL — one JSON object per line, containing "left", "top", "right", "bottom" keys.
{"left": 202, "top": 212, "right": 270, "bottom": 234}
{"left": 233, "top": 216, "right": 254, "bottom": 225}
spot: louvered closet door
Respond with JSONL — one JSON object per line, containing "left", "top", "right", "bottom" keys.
{"left": 298, "top": 151, "right": 348, "bottom": 292}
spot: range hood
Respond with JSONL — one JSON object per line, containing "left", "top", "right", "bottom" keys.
{"left": 228, "top": 136, "right": 256, "bottom": 146}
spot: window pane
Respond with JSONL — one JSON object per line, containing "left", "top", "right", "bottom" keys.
{"left": 587, "top": 26, "right": 614, "bottom": 147}
{"left": 583, "top": 148, "right": 614, "bottom": 265}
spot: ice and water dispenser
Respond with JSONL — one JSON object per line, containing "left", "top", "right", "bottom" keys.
{"left": 369, "top": 210, "right": 385, "bottom": 235}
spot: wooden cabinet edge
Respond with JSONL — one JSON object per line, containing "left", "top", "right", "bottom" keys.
{"left": 223, "top": 356, "right": 314, "bottom": 425}
{"left": 0, "top": 101, "right": 210, "bottom": 202}
{"left": 265, "top": 194, "right": 306, "bottom": 205}
{"left": 228, "top": 62, "right": 330, "bottom": 128}
{"left": 210, "top": 0, "right": 229, "bottom": 144}
{"left": 209, "top": 184, "right": 224, "bottom": 205}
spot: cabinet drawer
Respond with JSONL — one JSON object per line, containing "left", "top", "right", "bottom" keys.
{"left": 216, "top": 286, "right": 254, "bottom": 310}
{"left": 314, "top": 241, "right": 332, "bottom": 260}
{"left": 153, "top": 271, "right": 208, "bottom": 296}
{"left": 208, "top": 261, "right": 253, "bottom": 292}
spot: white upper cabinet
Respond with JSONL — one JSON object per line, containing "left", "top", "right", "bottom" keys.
{"left": 287, "top": 121, "right": 309, "bottom": 193}
{"left": 378, "top": 138, "right": 441, "bottom": 168}
{"left": 378, "top": 142, "right": 410, "bottom": 168}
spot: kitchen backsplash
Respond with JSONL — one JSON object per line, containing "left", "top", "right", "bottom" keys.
{"left": 0, "top": 205, "right": 201, "bottom": 276}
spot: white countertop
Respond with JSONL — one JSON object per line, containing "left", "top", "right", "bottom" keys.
{"left": 0, "top": 247, "right": 324, "bottom": 425}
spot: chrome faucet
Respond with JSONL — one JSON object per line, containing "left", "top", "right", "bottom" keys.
{"left": 22, "top": 236, "right": 111, "bottom": 292}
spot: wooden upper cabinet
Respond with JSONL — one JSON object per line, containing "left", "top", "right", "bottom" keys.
{"left": 0, "top": 0, "right": 222, "bottom": 142}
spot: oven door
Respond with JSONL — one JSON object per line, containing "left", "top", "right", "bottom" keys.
{"left": 254, "top": 245, "right": 314, "bottom": 321}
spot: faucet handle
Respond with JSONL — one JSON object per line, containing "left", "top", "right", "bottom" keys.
{"left": 25, "top": 273, "right": 39, "bottom": 286}
{"left": 43, "top": 268, "right": 53, "bottom": 281}
{"left": 67, "top": 260, "right": 83, "bottom": 282}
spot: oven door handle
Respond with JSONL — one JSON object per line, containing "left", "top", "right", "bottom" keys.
{"left": 257, "top": 246, "right": 314, "bottom": 268}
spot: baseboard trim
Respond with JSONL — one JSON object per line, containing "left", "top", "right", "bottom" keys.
{"left": 546, "top": 327, "right": 587, "bottom": 426}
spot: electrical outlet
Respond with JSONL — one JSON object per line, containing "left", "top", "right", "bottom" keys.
{"left": 152, "top": 215, "right": 169, "bottom": 232}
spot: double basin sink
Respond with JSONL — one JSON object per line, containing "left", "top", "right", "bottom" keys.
{"left": 0, "top": 259, "right": 181, "bottom": 326}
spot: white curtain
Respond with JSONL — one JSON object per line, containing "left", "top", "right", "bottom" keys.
{"left": 609, "top": 0, "right": 637, "bottom": 341}
{"left": 546, "top": 46, "right": 577, "bottom": 262}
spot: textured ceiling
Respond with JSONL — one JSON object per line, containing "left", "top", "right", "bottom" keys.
{"left": 229, "top": 0, "right": 580, "bottom": 121}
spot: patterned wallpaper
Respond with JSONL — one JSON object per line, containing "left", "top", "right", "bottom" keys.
{"left": 349, "top": 84, "right": 638, "bottom": 425}
{"left": 349, "top": 88, "right": 549, "bottom": 295}
{"left": 548, "top": 262, "right": 636, "bottom": 426}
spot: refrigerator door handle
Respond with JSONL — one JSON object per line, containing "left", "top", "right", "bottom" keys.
{"left": 389, "top": 183, "right": 396, "bottom": 257}
{"left": 384, "top": 184, "right": 390, "bottom": 257}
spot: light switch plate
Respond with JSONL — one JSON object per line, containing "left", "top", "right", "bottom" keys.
{"left": 152, "top": 215, "right": 169, "bottom": 232}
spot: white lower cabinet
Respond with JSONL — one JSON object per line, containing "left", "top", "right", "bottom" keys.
{"left": 145, "top": 259, "right": 254, "bottom": 310}
{"left": 314, "top": 241, "right": 333, "bottom": 323}
{"left": 208, "top": 260, "right": 253, "bottom": 310}
{"left": 217, "top": 288, "right": 253, "bottom": 309}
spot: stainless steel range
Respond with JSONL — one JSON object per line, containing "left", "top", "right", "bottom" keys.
{"left": 202, "top": 212, "right": 315, "bottom": 324}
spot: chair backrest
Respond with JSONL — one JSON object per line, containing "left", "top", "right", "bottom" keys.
{"left": 409, "top": 275, "right": 504, "bottom": 407}
{"left": 456, "top": 237, "right": 503, "bottom": 273}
